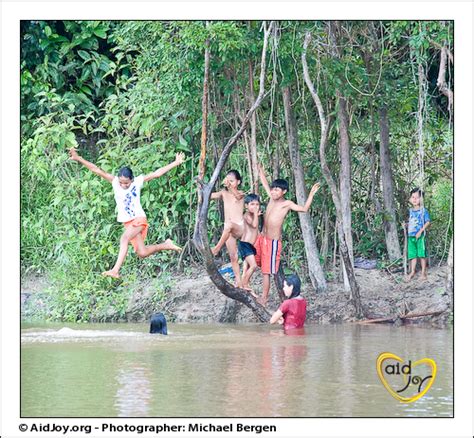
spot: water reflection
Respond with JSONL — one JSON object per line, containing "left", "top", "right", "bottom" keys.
{"left": 115, "top": 363, "right": 153, "bottom": 417}
{"left": 21, "top": 323, "right": 453, "bottom": 417}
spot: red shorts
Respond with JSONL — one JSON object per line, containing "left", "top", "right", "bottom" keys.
{"left": 254, "top": 235, "right": 282, "bottom": 275}
{"left": 123, "top": 217, "right": 148, "bottom": 252}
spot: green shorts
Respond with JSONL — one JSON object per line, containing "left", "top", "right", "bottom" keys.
{"left": 408, "top": 235, "right": 427, "bottom": 260}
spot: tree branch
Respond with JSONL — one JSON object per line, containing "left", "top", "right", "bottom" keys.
{"left": 436, "top": 45, "right": 453, "bottom": 114}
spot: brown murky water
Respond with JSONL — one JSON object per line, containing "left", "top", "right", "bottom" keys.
{"left": 21, "top": 323, "right": 453, "bottom": 417}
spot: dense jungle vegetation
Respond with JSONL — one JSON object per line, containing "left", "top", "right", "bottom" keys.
{"left": 21, "top": 21, "right": 453, "bottom": 321}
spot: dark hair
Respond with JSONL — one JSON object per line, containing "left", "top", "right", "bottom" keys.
{"left": 118, "top": 166, "right": 134, "bottom": 180}
{"left": 410, "top": 187, "right": 424, "bottom": 197}
{"left": 226, "top": 169, "right": 242, "bottom": 182}
{"left": 150, "top": 312, "right": 168, "bottom": 335}
{"left": 285, "top": 274, "right": 301, "bottom": 299}
{"left": 244, "top": 193, "right": 260, "bottom": 205}
{"left": 271, "top": 178, "right": 289, "bottom": 192}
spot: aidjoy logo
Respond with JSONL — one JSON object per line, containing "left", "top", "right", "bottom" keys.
{"left": 376, "top": 352, "right": 437, "bottom": 403}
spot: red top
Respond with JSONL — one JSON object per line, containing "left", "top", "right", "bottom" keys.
{"left": 279, "top": 297, "right": 307, "bottom": 330}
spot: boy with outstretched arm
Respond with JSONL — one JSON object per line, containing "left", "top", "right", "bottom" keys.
{"left": 256, "top": 164, "right": 320, "bottom": 305}
{"left": 239, "top": 194, "right": 262, "bottom": 294}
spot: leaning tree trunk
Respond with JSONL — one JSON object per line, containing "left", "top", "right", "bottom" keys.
{"left": 193, "top": 21, "right": 275, "bottom": 322}
{"left": 337, "top": 93, "right": 354, "bottom": 292}
{"left": 302, "top": 30, "right": 364, "bottom": 319}
{"left": 379, "top": 105, "right": 402, "bottom": 261}
{"left": 282, "top": 86, "right": 327, "bottom": 293}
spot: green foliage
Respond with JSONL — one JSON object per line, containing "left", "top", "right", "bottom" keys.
{"left": 426, "top": 179, "right": 453, "bottom": 259}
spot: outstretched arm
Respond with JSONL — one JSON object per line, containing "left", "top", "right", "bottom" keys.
{"left": 258, "top": 163, "right": 272, "bottom": 198}
{"left": 210, "top": 191, "right": 223, "bottom": 200}
{"left": 144, "top": 152, "right": 185, "bottom": 182}
{"left": 289, "top": 183, "right": 321, "bottom": 213}
{"left": 69, "top": 147, "right": 114, "bottom": 182}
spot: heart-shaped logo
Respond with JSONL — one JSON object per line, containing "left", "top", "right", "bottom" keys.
{"left": 376, "top": 352, "right": 437, "bottom": 403}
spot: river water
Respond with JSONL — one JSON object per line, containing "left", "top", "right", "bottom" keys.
{"left": 21, "top": 323, "right": 453, "bottom": 417}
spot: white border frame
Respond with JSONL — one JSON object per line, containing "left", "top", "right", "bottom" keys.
{"left": 2, "top": 2, "right": 472, "bottom": 437}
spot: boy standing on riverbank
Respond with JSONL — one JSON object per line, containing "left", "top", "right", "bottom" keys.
{"left": 256, "top": 164, "right": 320, "bottom": 305}
{"left": 406, "top": 188, "right": 431, "bottom": 281}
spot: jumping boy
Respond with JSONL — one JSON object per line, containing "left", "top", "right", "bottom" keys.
{"left": 69, "top": 147, "right": 183, "bottom": 278}
{"left": 406, "top": 187, "right": 431, "bottom": 281}
{"left": 210, "top": 170, "right": 245, "bottom": 286}
{"left": 257, "top": 164, "right": 320, "bottom": 305}
{"left": 239, "top": 194, "right": 261, "bottom": 294}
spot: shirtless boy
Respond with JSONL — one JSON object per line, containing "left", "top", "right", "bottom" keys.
{"left": 210, "top": 170, "right": 245, "bottom": 286}
{"left": 256, "top": 164, "right": 320, "bottom": 305}
{"left": 239, "top": 194, "right": 261, "bottom": 294}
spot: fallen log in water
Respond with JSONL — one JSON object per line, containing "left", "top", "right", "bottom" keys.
{"left": 356, "top": 309, "right": 446, "bottom": 324}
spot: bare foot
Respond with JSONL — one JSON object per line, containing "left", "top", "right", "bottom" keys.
{"left": 420, "top": 274, "right": 428, "bottom": 281}
{"left": 102, "top": 270, "right": 120, "bottom": 279}
{"left": 257, "top": 297, "right": 268, "bottom": 306}
{"left": 405, "top": 273, "right": 415, "bottom": 282}
{"left": 248, "top": 290, "right": 259, "bottom": 299}
{"left": 165, "top": 239, "right": 181, "bottom": 252}
{"left": 242, "top": 285, "right": 258, "bottom": 298}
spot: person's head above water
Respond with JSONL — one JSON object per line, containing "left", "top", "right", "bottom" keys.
{"left": 283, "top": 274, "right": 301, "bottom": 299}
{"left": 117, "top": 166, "right": 134, "bottom": 190}
{"left": 150, "top": 312, "right": 168, "bottom": 335}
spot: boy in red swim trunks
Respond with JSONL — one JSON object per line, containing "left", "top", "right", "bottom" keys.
{"left": 256, "top": 164, "right": 320, "bottom": 305}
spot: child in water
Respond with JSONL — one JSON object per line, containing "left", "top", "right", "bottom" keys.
{"left": 69, "top": 147, "right": 184, "bottom": 278}
{"left": 270, "top": 274, "right": 307, "bottom": 330}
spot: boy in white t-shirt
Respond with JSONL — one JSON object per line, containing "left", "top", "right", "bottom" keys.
{"left": 69, "top": 147, "right": 184, "bottom": 278}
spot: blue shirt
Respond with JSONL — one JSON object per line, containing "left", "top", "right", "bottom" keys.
{"left": 408, "top": 207, "right": 431, "bottom": 236}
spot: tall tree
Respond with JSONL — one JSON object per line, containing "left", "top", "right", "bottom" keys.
{"left": 379, "top": 105, "right": 402, "bottom": 261}
{"left": 328, "top": 21, "right": 354, "bottom": 292}
{"left": 282, "top": 86, "right": 327, "bottom": 292}
{"left": 302, "top": 30, "right": 364, "bottom": 319}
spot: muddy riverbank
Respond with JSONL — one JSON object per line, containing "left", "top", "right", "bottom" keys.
{"left": 21, "top": 264, "right": 452, "bottom": 327}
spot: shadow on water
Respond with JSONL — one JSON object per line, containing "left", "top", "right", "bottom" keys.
{"left": 21, "top": 323, "right": 453, "bottom": 417}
